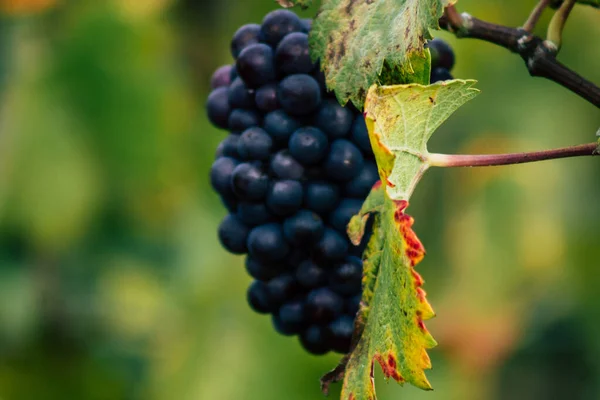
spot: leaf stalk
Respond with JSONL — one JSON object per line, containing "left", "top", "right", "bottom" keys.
{"left": 428, "top": 142, "right": 598, "bottom": 168}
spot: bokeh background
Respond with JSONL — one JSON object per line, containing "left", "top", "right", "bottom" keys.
{"left": 0, "top": 0, "right": 598, "bottom": 399}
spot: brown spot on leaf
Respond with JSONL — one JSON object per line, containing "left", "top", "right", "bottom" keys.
{"left": 428, "top": 96, "right": 435, "bottom": 104}
{"left": 375, "top": 353, "right": 402, "bottom": 382}
{"left": 386, "top": 178, "right": 395, "bottom": 188}
{"left": 345, "top": 0, "right": 357, "bottom": 15}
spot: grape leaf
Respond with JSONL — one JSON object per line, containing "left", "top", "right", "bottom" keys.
{"left": 321, "top": 80, "right": 478, "bottom": 400}
{"left": 308, "top": 0, "right": 446, "bottom": 108}
{"left": 366, "top": 80, "right": 479, "bottom": 200}
{"left": 276, "top": 0, "right": 314, "bottom": 8}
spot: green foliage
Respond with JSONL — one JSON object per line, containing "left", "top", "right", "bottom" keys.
{"left": 309, "top": 0, "right": 445, "bottom": 108}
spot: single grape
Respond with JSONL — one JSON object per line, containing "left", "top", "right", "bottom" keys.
{"left": 210, "top": 157, "right": 239, "bottom": 197}
{"left": 237, "top": 201, "right": 273, "bottom": 226}
{"left": 266, "top": 273, "right": 298, "bottom": 304}
{"left": 270, "top": 150, "right": 304, "bottom": 180}
{"left": 275, "top": 32, "right": 315, "bottom": 76}
{"left": 329, "top": 256, "right": 363, "bottom": 296}
{"left": 350, "top": 114, "right": 372, "bottom": 155}
{"left": 206, "top": 87, "right": 231, "bottom": 129}
{"left": 278, "top": 74, "right": 321, "bottom": 116}
{"left": 306, "top": 287, "right": 343, "bottom": 323}
{"left": 245, "top": 257, "right": 281, "bottom": 281}
{"left": 260, "top": 9, "right": 303, "bottom": 46}
{"left": 266, "top": 180, "right": 303, "bottom": 216}
{"left": 237, "top": 127, "right": 273, "bottom": 161}
{"left": 236, "top": 43, "right": 276, "bottom": 88}
{"left": 296, "top": 259, "right": 327, "bottom": 289}
{"left": 255, "top": 83, "right": 280, "bottom": 112}
{"left": 324, "top": 139, "right": 364, "bottom": 181}
{"left": 230, "top": 65, "right": 238, "bottom": 81}
{"left": 430, "top": 67, "right": 453, "bottom": 83}
{"left": 220, "top": 193, "right": 239, "bottom": 213}
{"left": 230, "top": 163, "right": 269, "bottom": 200}
{"left": 247, "top": 280, "right": 273, "bottom": 314}
{"left": 329, "top": 198, "right": 363, "bottom": 233}
{"left": 228, "top": 77, "right": 255, "bottom": 109}
{"left": 231, "top": 23, "right": 261, "bottom": 58}
{"left": 344, "top": 162, "right": 379, "bottom": 198}
{"left": 427, "top": 38, "right": 455, "bottom": 70}
{"left": 304, "top": 181, "right": 340, "bottom": 215}
{"left": 288, "top": 127, "right": 328, "bottom": 165}
{"left": 315, "top": 99, "right": 354, "bottom": 139}
{"left": 299, "top": 325, "right": 329, "bottom": 355}
{"left": 247, "top": 223, "right": 290, "bottom": 262}
{"left": 273, "top": 300, "right": 307, "bottom": 335}
{"left": 211, "top": 65, "right": 233, "bottom": 89}
{"left": 215, "top": 134, "right": 241, "bottom": 160}
{"left": 228, "top": 109, "right": 261, "bottom": 132}
{"left": 263, "top": 110, "right": 302, "bottom": 145}
{"left": 326, "top": 315, "right": 354, "bottom": 353}
{"left": 313, "top": 228, "right": 349, "bottom": 262}
{"left": 218, "top": 214, "right": 250, "bottom": 254}
{"left": 283, "top": 210, "right": 325, "bottom": 246}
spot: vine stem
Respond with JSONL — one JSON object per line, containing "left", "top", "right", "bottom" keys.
{"left": 547, "top": 0, "right": 576, "bottom": 50}
{"left": 429, "top": 142, "right": 598, "bottom": 168}
{"left": 439, "top": 5, "right": 600, "bottom": 108}
{"left": 523, "top": 0, "right": 551, "bottom": 32}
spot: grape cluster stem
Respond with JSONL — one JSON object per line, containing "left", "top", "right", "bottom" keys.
{"left": 439, "top": 5, "right": 600, "bottom": 108}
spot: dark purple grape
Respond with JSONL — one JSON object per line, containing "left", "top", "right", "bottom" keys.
{"left": 211, "top": 65, "right": 233, "bottom": 88}
{"left": 345, "top": 294, "right": 361, "bottom": 316}
{"left": 329, "top": 256, "right": 362, "bottom": 296}
{"left": 231, "top": 23, "right": 261, "bottom": 58}
{"left": 266, "top": 180, "right": 303, "bottom": 216}
{"left": 237, "top": 127, "right": 273, "bottom": 161}
{"left": 278, "top": 74, "right": 321, "bottom": 116}
{"left": 255, "top": 83, "right": 280, "bottom": 112}
{"left": 215, "top": 134, "right": 241, "bottom": 160}
{"left": 329, "top": 198, "right": 363, "bottom": 233}
{"left": 228, "top": 77, "right": 255, "bottom": 109}
{"left": 273, "top": 300, "right": 306, "bottom": 335}
{"left": 247, "top": 280, "right": 273, "bottom": 314}
{"left": 230, "top": 163, "right": 269, "bottom": 200}
{"left": 427, "top": 38, "right": 455, "bottom": 70}
{"left": 266, "top": 273, "right": 298, "bottom": 304}
{"left": 247, "top": 223, "right": 290, "bottom": 262}
{"left": 260, "top": 9, "right": 303, "bottom": 46}
{"left": 218, "top": 214, "right": 250, "bottom": 254}
{"left": 304, "top": 181, "right": 340, "bottom": 215}
{"left": 275, "top": 32, "right": 315, "bottom": 76}
{"left": 326, "top": 315, "right": 354, "bottom": 353}
{"left": 296, "top": 259, "right": 327, "bottom": 289}
{"left": 306, "top": 287, "right": 343, "bottom": 323}
{"left": 206, "top": 87, "right": 231, "bottom": 129}
{"left": 210, "top": 157, "right": 239, "bottom": 197}
{"left": 236, "top": 44, "right": 276, "bottom": 88}
{"left": 344, "top": 162, "right": 379, "bottom": 198}
{"left": 431, "top": 67, "right": 453, "bottom": 83}
{"left": 315, "top": 99, "right": 354, "bottom": 139}
{"left": 270, "top": 150, "right": 304, "bottom": 180}
{"left": 300, "top": 325, "right": 329, "bottom": 355}
{"left": 228, "top": 109, "right": 261, "bottom": 132}
{"left": 324, "top": 139, "right": 364, "bottom": 182}
{"left": 313, "top": 228, "right": 349, "bottom": 262}
{"left": 246, "top": 257, "right": 281, "bottom": 281}
{"left": 288, "top": 127, "right": 328, "bottom": 165}
{"left": 238, "top": 201, "right": 273, "bottom": 226}
{"left": 283, "top": 210, "right": 324, "bottom": 246}
{"left": 301, "top": 18, "right": 312, "bottom": 34}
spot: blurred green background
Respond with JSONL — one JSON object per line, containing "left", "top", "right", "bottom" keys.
{"left": 0, "top": 0, "right": 598, "bottom": 399}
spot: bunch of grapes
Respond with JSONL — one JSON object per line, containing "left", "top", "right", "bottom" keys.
{"left": 207, "top": 9, "right": 455, "bottom": 355}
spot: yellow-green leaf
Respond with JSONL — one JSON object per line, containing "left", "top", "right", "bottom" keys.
{"left": 365, "top": 80, "right": 479, "bottom": 201}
